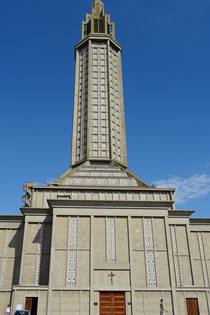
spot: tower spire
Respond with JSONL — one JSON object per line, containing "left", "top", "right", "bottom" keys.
{"left": 92, "top": 0, "right": 104, "bottom": 18}
{"left": 81, "top": 0, "right": 115, "bottom": 39}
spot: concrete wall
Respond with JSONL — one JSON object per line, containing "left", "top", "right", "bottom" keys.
{"left": 0, "top": 220, "right": 23, "bottom": 313}
{"left": 0, "top": 208, "right": 210, "bottom": 315}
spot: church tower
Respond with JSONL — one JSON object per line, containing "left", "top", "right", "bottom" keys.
{"left": 71, "top": 0, "right": 127, "bottom": 167}
{"left": 0, "top": 1, "right": 210, "bottom": 315}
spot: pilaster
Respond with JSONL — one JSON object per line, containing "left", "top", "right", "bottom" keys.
{"left": 164, "top": 216, "right": 178, "bottom": 315}
{"left": 19, "top": 219, "right": 28, "bottom": 285}
{"left": 46, "top": 214, "right": 57, "bottom": 315}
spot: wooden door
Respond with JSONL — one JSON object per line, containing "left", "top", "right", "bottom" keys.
{"left": 100, "top": 292, "right": 125, "bottom": 315}
{"left": 186, "top": 298, "right": 200, "bottom": 315}
{"left": 25, "top": 297, "right": 33, "bottom": 311}
{"left": 25, "top": 297, "right": 38, "bottom": 315}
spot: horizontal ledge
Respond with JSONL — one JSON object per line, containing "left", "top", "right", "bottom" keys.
{"left": 0, "top": 215, "right": 23, "bottom": 221}
{"left": 12, "top": 286, "right": 48, "bottom": 291}
{"left": 75, "top": 35, "right": 122, "bottom": 51}
{"left": 190, "top": 218, "right": 210, "bottom": 224}
{"left": 175, "top": 287, "right": 210, "bottom": 291}
{"left": 31, "top": 185, "right": 176, "bottom": 192}
{"left": 48, "top": 199, "right": 173, "bottom": 208}
{"left": 168, "top": 210, "right": 195, "bottom": 217}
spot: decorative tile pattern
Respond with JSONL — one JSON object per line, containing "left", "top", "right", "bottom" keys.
{"left": 198, "top": 232, "right": 209, "bottom": 287}
{"left": 143, "top": 218, "right": 157, "bottom": 287}
{"left": 0, "top": 229, "right": 10, "bottom": 287}
{"left": 106, "top": 217, "right": 116, "bottom": 262}
{"left": 67, "top": 217, "right": 78, "bottom": 286}
{"left": 170, "top": 226, "right": 181, "bottom": 287}
{"left": 34, "top": 224, "right": 44, "bottom": 285}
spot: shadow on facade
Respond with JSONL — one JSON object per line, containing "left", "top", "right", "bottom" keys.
{"left": 8, "top": 223, "right": 24, "bottom": 286}
{"left": 32, "top": 217, "right": 52, "bottom": 285}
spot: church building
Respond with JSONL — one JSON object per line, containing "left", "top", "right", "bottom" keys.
{"left": 0, "top": 1, "right": 210, "bottom": 314}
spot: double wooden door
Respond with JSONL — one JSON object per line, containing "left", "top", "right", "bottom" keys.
{"left": 100, "top": 292, "right": 125, "bottom": 315}
{"left": 186, "top": 298, "right": 200, "bottom": 315}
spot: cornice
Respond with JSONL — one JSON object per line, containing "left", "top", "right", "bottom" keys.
{"left": 48, "top": 199, "right": 173, "bottom": 209}
{"left": 75, "top": 34, "right": 121, "bottom": 51}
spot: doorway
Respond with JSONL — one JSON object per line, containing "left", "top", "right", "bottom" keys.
{"left": 25, "top": 297, "right": 38, "bottom": 315}
{"left": 186, "top": 298, "right": 200, "bottom": 315}
{"left": 100, "top": 292, "right": 125, "bottom": 315}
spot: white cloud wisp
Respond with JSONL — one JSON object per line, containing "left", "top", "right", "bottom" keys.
{"left": 154, "top": 174, "right": 210, "bottom": 204}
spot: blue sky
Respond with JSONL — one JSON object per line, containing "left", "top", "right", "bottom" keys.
{"left": 0, "top": 0, "right": 210, "bottom": 217}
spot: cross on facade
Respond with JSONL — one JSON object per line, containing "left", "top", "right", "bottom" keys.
{"left": 108, "top": 271, "right": 116, "bottom": 285}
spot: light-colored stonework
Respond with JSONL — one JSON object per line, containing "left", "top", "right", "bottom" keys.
{"left": 0, "top": 1, "right": 209, "bottom": 314}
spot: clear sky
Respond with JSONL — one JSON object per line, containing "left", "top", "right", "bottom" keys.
{"left": 0, "top": 0, "right": 210, "bottom": 217}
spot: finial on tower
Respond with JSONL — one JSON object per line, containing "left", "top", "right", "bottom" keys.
{"left": 92, "top": 0, "right": 104, "bottom": 18}
{"left": 81, "top": 0, "right": 115, "bottom": 39}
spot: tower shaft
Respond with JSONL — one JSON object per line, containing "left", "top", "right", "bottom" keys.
{"left": 71, "top": 1, "right": 127, "bottom": 167}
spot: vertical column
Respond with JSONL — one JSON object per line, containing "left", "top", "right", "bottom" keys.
{"left": 72, "top": 43, "right": 89, "bottom": 164}
{"left": 117, "top": 48, "right": 127, "bottom": 165}
{"left": 128, "top": 216, "right": 134, "bottom": 315}
{"left": 46, "top": 214, "right": 57, "bottom": 315}
{"left": 107, "top": 39, "right": 112, "bottom": 160}
{"left": 19, "top": 219, "right": 28, "bottom": 285}
{"left": 90, "top": 215, "right": 94, "bottom": 315}
{"left": 206, "top": 290, "right": 210, "bottom": 314}
{"left": 71, "top": 49, "right": 80, "bottom": 165}
{"left": 87, "top": 39, "right": 92, "bottom": 160}
{"left": 164, "top": 217, "right": 178, "bottom": 315}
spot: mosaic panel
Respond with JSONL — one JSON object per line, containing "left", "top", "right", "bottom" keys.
{"left": 67, "top": 217, "right": 78, "bottom": 286}
{"left": 106, "top": 217, "right": 116, "bottom": 262}
{"left": 143, "top": 218, "right": 157, "bottom": 287}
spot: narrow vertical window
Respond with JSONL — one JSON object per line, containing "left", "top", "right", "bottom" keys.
{"left": 34, "top": 224, "right": 44, "bottom": 285}
{"left": 143, "top": 218, "right": 157, "bottom": 287}
{"left": 0, "top": 229, "right": 10, "bottom": 287}
{"left": 66, "top": 217, "right": 78, "bottom": 286}
{"left": 198, "top": 232, "right": 209, "bottom": 287}
{"left": 170, "top": 225, "right": 181, "bottom": 287}
{"left": 106, "top": 217, "right": 116, "bottom": 262}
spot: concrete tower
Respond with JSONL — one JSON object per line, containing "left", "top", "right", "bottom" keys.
{"left": 71, "top": 0, "right": 127, "bottom": 167}
{"left": 0, "top": 1, "right": 210, "bottom": 315}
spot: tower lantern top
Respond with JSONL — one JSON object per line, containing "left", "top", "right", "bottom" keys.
{"left": 92, "top": 0, "right": 105, "bottom": 18}
{"left": 81, "top": 0, "right": 115, "bottom": 39}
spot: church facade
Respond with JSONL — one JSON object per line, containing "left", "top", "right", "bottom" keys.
{"left": 0, "top": 1, "right": 210, "bottom": 314}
